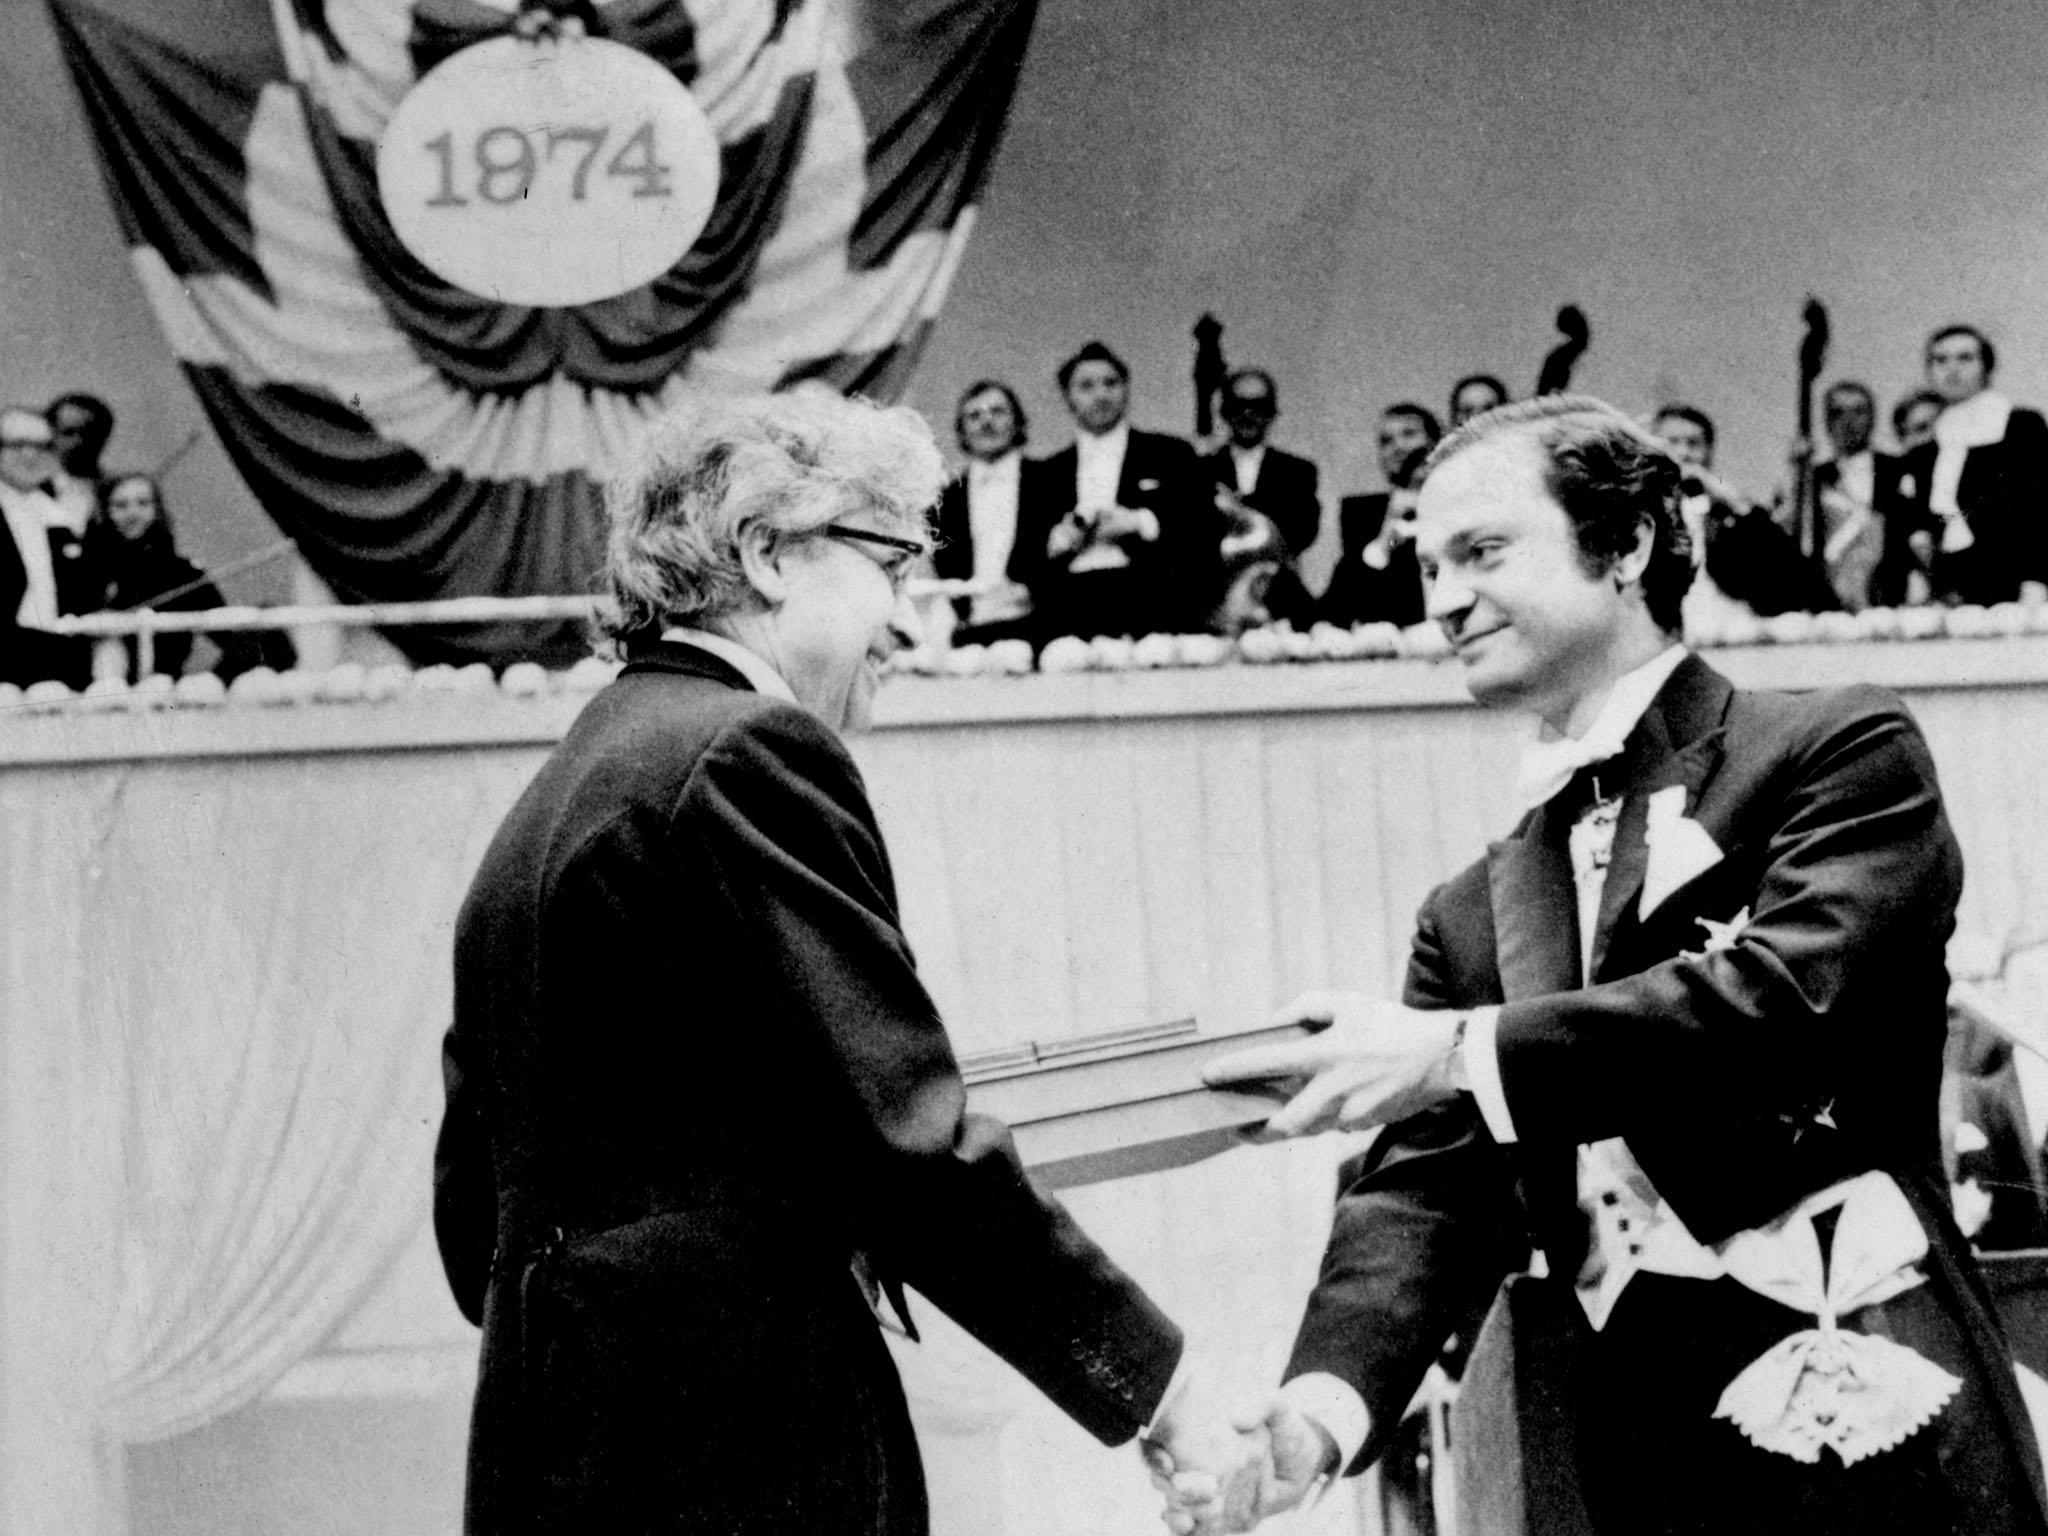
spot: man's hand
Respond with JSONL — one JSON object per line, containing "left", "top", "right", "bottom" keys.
{"left": 1147, "top": 1385, "right": 1338, "bottom": 1535}
{"left": 1202, "top": 991, "right": 1464, "bottom": 1138}
{"left": 1098, "top": 502, "right": 1161, "bottom": 543}
{"left": 1143, "top": 1363, "right": 1271, "bottom": 1534}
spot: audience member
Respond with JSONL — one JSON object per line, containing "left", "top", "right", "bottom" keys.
{"left": 932, "top": 380, "right": 1038, "bottom": 645}
{"left": 0, "top": 406, "right": 92, "bottom": 688}
{"left": 1895, "top": 389, "right": 1945, "bottom": 455}
{"left": 1010, "top": 341, "right": 1216, "bottom": 639}
{"left": 84, "top": 472, "right": 290, "bottom": 681}
{"left": 1203, "top": 368, "right": 1321, "bottom": 560}
{"left": 1796, "top": 380, "right": 1921, "bottom": 610}
{"left": 1653, "top": 403, "right": 1834, "bottom": 624}
{"left": 1448, "top": 373, "right": 1509, "bottom": 429}
{"left": 40, "top": 393, "right": 113, "bottom": 618}
{"left": 1901, "top": 324, "right": 2048, "bottom": 605}
{"left": 1317, "top": 402, "right": 1440, "bottom": 628}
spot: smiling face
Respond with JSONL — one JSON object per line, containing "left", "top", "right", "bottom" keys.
{"left": 106, "top": 476, "right": 162, "bottom": 541}
{"left": 1063, "top": 359, "right": 1130, "bottom": 436}
{"left": 766, "top": 513, "right": 926, "bottom": 732}
{"left": 1415, "top": 432, "right": 1653, "bottom": 730}
{"left": 0, "top": 410, "right": 55, "bottom": 493}
{"left": 1378, "top": 411, "right": 1436, "bottom": 487}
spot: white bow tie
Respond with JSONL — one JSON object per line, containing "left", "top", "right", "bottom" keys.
{"left": 1514, "top": 718, "right": 1634, "bottom": 813}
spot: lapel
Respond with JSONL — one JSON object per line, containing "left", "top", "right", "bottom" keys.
{"left": 1485, "top": 654, "right": 1734, "bottom": 997}
{"left": 1487, "top": 794, "right": 1584, "bottom": 1002}
{"left": 1586, "top": 656, "right": 1732, "bottom": 982}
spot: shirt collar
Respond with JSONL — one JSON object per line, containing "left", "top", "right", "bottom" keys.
{"left": 658, "top": 627, "right": 799, "bottom": 705}
{"left": 1514, "top": 644, "right": 1689, "bottom": 811}
{"left": 1077, "top": 422, "right": 1130, "bottom": 456}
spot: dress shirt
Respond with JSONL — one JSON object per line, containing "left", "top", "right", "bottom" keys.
{"left": 0, "top": 481, "right": 63, "bottom": 630}
{"left": 1930, "top": 389, "right": 2011, "bottom": 553}
{"left": 964, "top": 453, "right": 1030, "bottom": 626}
{"left": 47, "top": 471, "right": 96, "bottom": 537}
{"left": 657, "top": 627, "right": 799, "bottom": 705}
{"left": 1074, "top": 423, "right": 1129, "bottom": 514}
{"left": 1229, "top": 445, "right": 1265, "bottom": 497}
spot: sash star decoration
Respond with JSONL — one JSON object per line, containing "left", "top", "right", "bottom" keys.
{"left": 52, "top": 0, "right": 1038, "bottom": 664}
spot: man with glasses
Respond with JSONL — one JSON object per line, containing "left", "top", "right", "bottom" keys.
{"left": 0, "top": 406, "right": 91, "bottom": 688}
{"left": 436, "top": 389, "right": 1234, "bottom": 1536}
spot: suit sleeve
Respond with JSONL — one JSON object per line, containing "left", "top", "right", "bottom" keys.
{"left": 1494, "top": 690, "right": 1959, "bottom": 1168}
{"left": 433, "top": 1014, "right": 496, "bottom": 1326}
{"left": 682, "top": 706, "right": 1184, "bottom": 1443}
{"left": 1286, "top": 890, "right": 1530, "bottom": 1472}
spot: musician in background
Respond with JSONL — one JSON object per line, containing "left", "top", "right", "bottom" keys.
{"left": 1789, "top": 381, "right": 1922, "bottom": 611}
{"left": 1448, "top": 373, "right": 1510, "bottom": 430}
{"left": 932, "top": 380, "right": 1038, "bottom": 646}
{"left": 1653, "top": 404, "right": 1834, "bottom": 625}
{"left": 1202, "top": 368, "right": 1321, "bottom": 562}
{"left": 1901, "top": 325, "right": 2048, "bottom": 607}
{"left": 1318, "top": 403, "right": 1441, "bottom": 629}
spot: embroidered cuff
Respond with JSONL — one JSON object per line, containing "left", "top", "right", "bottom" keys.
{"left": 1281, "top": 1372, "right": 1369, "bottom": 1474}
{"left": 1463, "top": 1005, "right": 1516, "bottom": 1143}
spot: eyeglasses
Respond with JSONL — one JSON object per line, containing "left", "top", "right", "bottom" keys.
{"left": 819, "top": 524, "right": 926, "bottom": 590}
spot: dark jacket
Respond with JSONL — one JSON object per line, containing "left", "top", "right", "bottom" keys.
{"left": 436, "top": 644, "right": 1182, "bottom": 1535}
{"left": 1200, "top": 445, "right": 1321, "bottom": 559}
{"left": 1286, "top": 657, "right": 2044, "bottom": 1530}
{"left": 1010, "top": 428, "right": 1221, "bottom": 638}
{"left": 1896, "top": 410, "right": 2048, "bottom": 605}
{"left": 1319, "top": 492, "right": 1425, "bottom": 628}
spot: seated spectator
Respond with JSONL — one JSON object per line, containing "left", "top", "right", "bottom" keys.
{"left": 932, "top": 380, "right": 1038, "bottom": 645}
{"left": 1202, "top": 367, "right": 1321, "bottom": 560}
{"left": 1010, "top": 341, "right": 1216, "bottom": 640}
{"left": 45, "top": 393, "right": 114, "bottom": 607}
{"left": 1900, "top": 324, "right": 2048, "bottom": 606}
{"left": 1794, "top": 380, "right": 1922, "bottom": 610}
{"left": 1317, "top": 402, "right": 1439, "bottom": 628}
{"left": 1447, "top": 373, "right": 1509, "bottom": 429}
{"left": 87, "top": 472, "right": 295, "bottom": 681}
{"left": 0, "top": 406, "right": 92, "bottom": 688}
{"left": 1653, "top": 403, "right": 1835, "bottom": 625}
{"left": 1895, "top": 389, "right": 1946, "bottom": 455}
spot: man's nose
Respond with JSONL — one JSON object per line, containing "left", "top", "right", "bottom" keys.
{"left": 1425, "top": 567, "right": 1474, "bottom": 624}
{"left": 890, "top": 588, "right": 926, "bottom": 651}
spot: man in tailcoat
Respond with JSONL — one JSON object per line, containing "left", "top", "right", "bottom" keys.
{"left": 436, "top": 391, "right": 1239, "bottom": 1535}
{"left": 1190, "top": 396, "right": 2048, "bottom": 1535}
{"left": 1010, "top": 341, "right": 1219, "bottom": 639}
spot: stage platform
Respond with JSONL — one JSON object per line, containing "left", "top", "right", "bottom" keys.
{"left": 7, "top": 638, "right": 2048, "bottom": 1536}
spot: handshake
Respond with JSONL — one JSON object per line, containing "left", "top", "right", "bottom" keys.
{"left": 1140, "top": 1365, "right": 1341, "bottom": 1534}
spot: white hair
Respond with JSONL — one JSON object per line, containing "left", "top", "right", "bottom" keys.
{"left": 603, "top": 387, "right": 943, "bottom": 643}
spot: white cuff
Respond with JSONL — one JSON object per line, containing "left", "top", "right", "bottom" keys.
{"left": 1281, "top": 1372, "right": 1370, "bottom": 1474}
{"left": 1462, "top": 1004, "right": 1516, "bottom": 1143}
{"left": 1131, "top": 508, "right": 1161, "bottom": 542}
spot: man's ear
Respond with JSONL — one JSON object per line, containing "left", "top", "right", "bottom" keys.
{"left": 1613, "top": 515, "right": 1656, "bottom": 591}
{"left": 735, "top": 519, "right": 789, "bottom": 606}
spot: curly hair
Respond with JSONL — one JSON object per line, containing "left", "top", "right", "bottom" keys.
{"left": 603, "top": 388, "right": 942, "bottom": 646}
{"left": 1423, "top": 394, "right": 1694, "bottom": 635}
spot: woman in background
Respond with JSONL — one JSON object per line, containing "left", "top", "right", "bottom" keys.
{"left": 87, "top": 473, "right": 293, "bottom": 680}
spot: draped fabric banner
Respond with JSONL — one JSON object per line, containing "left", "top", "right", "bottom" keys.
{"left": 48, "top": 0, "right": 1036, "bottom": 664}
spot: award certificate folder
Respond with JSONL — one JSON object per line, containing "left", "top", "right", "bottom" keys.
{"left": 961, "top": 1017, "right": 1312, "bottom": 1190}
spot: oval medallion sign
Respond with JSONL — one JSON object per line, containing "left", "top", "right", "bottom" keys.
{"left": 376, "top": 34, "right": 720, "bottom": 308}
